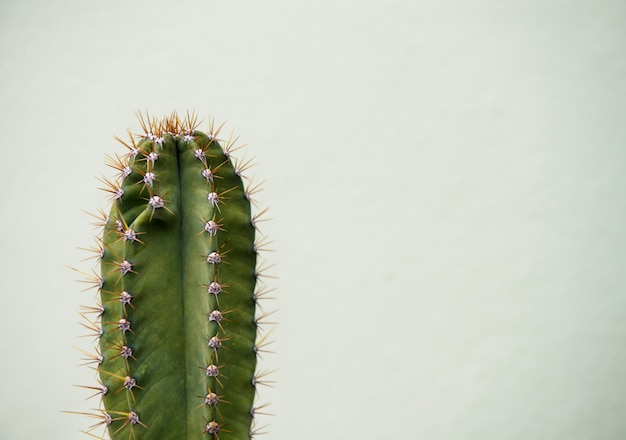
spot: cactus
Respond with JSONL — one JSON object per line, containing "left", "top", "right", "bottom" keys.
{"left": 73, "top": 112, "right": 273, "bottom": 439}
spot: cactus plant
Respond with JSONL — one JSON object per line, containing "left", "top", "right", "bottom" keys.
{"left": 72, "top": 112, "right": 273, "bottom": 439}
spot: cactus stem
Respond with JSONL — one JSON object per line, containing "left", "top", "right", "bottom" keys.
{"left": 73, "top": 112, "right": 274, "bottom": 438}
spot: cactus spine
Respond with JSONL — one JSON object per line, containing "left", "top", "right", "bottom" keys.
{"left": 75, "top": 113, "right": 272, "bottom": 439}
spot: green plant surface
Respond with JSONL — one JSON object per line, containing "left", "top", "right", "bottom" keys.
{"left": 74, "top": 113, "right": 273, "bottom": 440}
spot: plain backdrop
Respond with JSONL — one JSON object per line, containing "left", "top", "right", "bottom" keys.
{"left": 1, "top": 0, "right": 625, "bottom": 439}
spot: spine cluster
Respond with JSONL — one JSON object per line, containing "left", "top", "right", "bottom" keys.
{"left": 73, "top": 113, "right": 273, "bottom": 440}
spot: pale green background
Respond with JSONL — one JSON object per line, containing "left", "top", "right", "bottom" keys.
{"left": 1, "top": 0, "right": 625, "bottom": 439}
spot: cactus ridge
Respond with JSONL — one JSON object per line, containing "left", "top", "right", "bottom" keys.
{"left": 72, "top": 112, "right": 274, "bottom": 439}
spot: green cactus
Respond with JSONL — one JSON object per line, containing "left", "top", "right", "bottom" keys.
{"left": 74, "top": 113, "right": 273, "bottom": 439}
